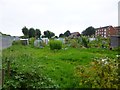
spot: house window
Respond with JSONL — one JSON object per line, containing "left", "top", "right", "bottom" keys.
{"left": 104, "top": 31, "right": 106, "bottom": 34}
{"left": 104, "top": 29, "right": 106, "bottom": 32}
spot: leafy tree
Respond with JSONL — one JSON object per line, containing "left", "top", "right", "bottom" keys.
{"left": 22, "top": 26, "right": 29, "bottom": 36}
{"left": 64, "top": 30, "right": 71, "bottom": 37}
{"left": 55, "top": 36, "right": 58, "bottom": 38}
{"left": 59, "top": 33, "right": 64, "bottom": 37}
{"left": 29, "top": 28, "right": 35, "bottom": 38}
{"left": 82, "top": 26, "right": 95, "bottom": 36}
{"left": 44, "top": 30, "right": 55, "bottom": 38}
{"left": 35, "top": 29, "right": 41, "bottom": 39}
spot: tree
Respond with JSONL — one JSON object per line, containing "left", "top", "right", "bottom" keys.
{"left": 82, "top": 26, "right": 95, "bottom": 36}
{"left": 35, "top": 29, "right": 41, "bottom": 39}
{"left": 59, "top": 33, "right": 64, "bottom": 37}
{"left": 22, "top": 26, "right": 29, "bottom": 36}
{"left": 29, "top": 28, "right": 35, "bottom": 38}
{"left": 64, "top": 30, "right": 71, "bottom": 37}
{"left": 55, "top": 36, "right": 58, "bottom": 38}
{"left": 44, "top": 30, "right": 55, "bottom": 38}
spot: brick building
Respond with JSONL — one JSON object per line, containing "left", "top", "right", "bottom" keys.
{"left": 95, "top": 26, "right": 119, "bottom": 38}
{"left": 114, "top": 26, "right": 120, "bottom": 35}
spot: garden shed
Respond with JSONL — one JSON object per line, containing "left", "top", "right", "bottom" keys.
{"left": 20, "top": 39, "right": 29, "bottom": 45}
{"left": 110, "top": 35, "right": 120, "bottom": 48}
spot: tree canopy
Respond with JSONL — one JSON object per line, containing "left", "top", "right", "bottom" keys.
{"left": 64, "top": 30, "right": 71, "bottom": 37}
{"left": 43, "top": 30, "right": 55, "bottom": 38}
{"left": 22, "top": 26, "right": 29, "bottom": 36}
{"left": 59, "top": 33, "right": 64, "bottom": 37}
{"left": 35, "top": 29, "right": 41, "bottom": 39}
{"left": 82, "top": 26, "right": 95, "bottom": 36}
{"left": 29, "top": 28, "right": 35, "bottom": 38}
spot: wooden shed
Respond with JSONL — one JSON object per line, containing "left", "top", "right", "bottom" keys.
{"left": 110, "top": 35, "right": 120, "bottom": 48}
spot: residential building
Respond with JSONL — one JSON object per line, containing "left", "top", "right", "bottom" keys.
{"left": 114, "top": 26, "right": 120, "bottom": 35}
{"left": 95, "top": 26, "right": 118, "bottom": 38}
{"left": 69, "top": 32, "right": 80, "bottom": 38}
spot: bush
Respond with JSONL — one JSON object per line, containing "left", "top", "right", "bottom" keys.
{"left": 49, "top": 40, "right": 62, "bottom": 50}
{"left": 3, "top": 67, "right": 58, "bottom": 89}
{"left": 29, "top": 37, "right": 35, "bottom": 47}
{"left": 81, "top": 36, "right": 89, "bottom": 48}
{"left": 12, "top": 40, "right": 21, "bottom": 45}
{"left": 70, "top": 39, "right": 78, "bottom": 48}
{"left": 75, "top": 57, "right": 119, "bottom": 88}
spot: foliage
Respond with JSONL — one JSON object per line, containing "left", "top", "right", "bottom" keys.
{"left": 59, "top": 33, "right": 64, "bottom": 37}
{"left": 22, "top": 26, "right": 29, "bottom": 36}
{"left": 112, "top": 46, "right": 120, "bottom": 52}
{"left": 88, "top": 38, "right": 108, "bottom": 48}
{"left": 2, "top": 54, "right": 59, "bottom": 89}
{"left": 35, "top": 29, "right": 41, "bottom": 39}
{"left": 29, "top": 37, "right": 35, "bottom": 47}
{"left": 12, "top": 40, "right": 21, "bottom": 45}
{"left": 81, "top": 36, "right": 89, "bottom": 48}
{"left": 82, "top": 26, "right": 95, "bottom": 36}
{"left": 22, "top": 27, "right": 42, "bottom": 38}
{"left": 44, "top": 30, "right": 55, "bottom": 38}
{"left": 75, "top": 57, "right": 119, "bottom": 88}
{"left": 41, "top": 41, "right": 46, "bottom": 47}
{"left": 2, "top": 45, "right": 118, "bottom": 88}
{"left": 69, "top": 39, "right": 78, "bottom": 48}
{"left": 29, "top": 28, "right": 35, "bottom": 38}
{"left": 64, "top": 30, "right": 71, "bottom": 37}
{"left": 49, "top": 40, "right": 62, "bottom": 50}
{"left": 20, "top": 36, "right": 29, "bottom": 39}
{"left": 64, "top": 37, "right": 70, "bottom": 44}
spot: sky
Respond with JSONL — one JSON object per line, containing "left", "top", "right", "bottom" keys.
{"left": 0, "top": 0, "right": 119, "bottom": 36}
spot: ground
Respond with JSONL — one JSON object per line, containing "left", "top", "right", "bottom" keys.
{"left": 2, "top": 44, "right": 118, "bottom": 88}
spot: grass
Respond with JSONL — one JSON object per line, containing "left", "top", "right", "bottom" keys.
{"left": 2, "top": 44, "right": 118, "bottom": 88}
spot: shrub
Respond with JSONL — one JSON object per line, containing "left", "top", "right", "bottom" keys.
{"left": 81, "top": 36, "right": 89, "bottom": 48}
{"left": 29, "top": 37, "right": 35, "bottom": 47}
{"left": 12, "top": 40, "right": 21, "bottom": 45}
{"left": 49, "top": 40, "right": 62, "bottom": 50}
{"left": 75, "top": 57, "right": 119, "bottom": 88}
{"left": 3, "top": 67, "right": 59, "bottom": 89}
{"left": 70, "top": 39, "right": 78, "bottom": 48}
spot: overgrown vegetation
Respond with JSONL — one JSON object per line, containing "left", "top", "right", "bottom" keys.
{"left": 2, "top": 41, "right": 118, "bottom": 89}
{"left": 49, "top": 40, "right": 62, "bottom": 50}
{"left": 75, "top": 57, "right": 119, "bottom": 88}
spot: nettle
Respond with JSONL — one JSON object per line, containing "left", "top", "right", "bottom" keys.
{"left": 75, "top": 57, "right": 119, "bottom": 88}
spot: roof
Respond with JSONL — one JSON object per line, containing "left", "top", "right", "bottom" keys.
{"left": 71, "top": 32, "right": 80, "bottom": 35}
{"left": 95, "top": 25, "right": 112, "bottom": 30}
{"left": 20, "top": 39, "right": 29, "bottom": 40}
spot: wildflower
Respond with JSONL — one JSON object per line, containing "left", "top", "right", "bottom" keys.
{"left": 116, "top": 55, "right": 120, "bottom": 57}
{"left": 102, "top": 59, "right": 107, "bottom": 62}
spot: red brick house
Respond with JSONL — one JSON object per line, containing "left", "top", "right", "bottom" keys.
{"left": 95, "top": 26, "right": 118, "bottom": 38}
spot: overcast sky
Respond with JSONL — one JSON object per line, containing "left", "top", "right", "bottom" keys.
{"left": 0, "top": 0, "right": 119, "bottom": 36}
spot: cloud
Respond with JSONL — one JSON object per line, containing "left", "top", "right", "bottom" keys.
{"left": 0, "top": 0, "right": 119, "bottom": 36}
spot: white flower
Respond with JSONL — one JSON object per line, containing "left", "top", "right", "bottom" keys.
{"left": 104, "top": 61, "right": 108, "bottom": 64}
{"left": 116, "top": 55, "right": 120, "bottom": 57}
{"left": 102, "top": 59, "right": 107, "bottom": 62}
